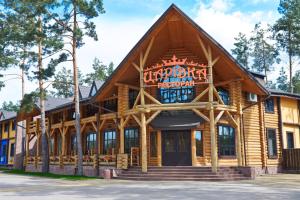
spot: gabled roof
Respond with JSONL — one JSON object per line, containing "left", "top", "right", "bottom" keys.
{"left": 36, "top": 96, "right": 72, "bottom": 112}
{"left": 79, "top": 85, "right": 92, "bottom": 100}
{"left": 92, "top": 4, "right": 268, "bottom": 101}
{"left": 89, "top": 80, "right": 104, "bottom": 97}
{"left": 0, "top": 110, "right": 16, "bottom": 122}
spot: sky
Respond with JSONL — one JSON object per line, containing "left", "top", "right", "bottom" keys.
{"left": 0, "top": 0, "right": 281, "bottom": 104}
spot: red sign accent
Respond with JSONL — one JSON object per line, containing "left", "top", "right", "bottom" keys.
{"left": 143, "top": 55, "right": 208, "bottom": 88}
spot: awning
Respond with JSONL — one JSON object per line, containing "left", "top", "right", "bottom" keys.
{"left": 150, "top": 110, "right": 203, "bottom": 130}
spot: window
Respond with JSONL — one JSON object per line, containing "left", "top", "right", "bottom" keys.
{"left": 86, "top": 132, "right": 97, "bottom": 154}
{"left": 217, "top": 88, "right": 230, "bottom": 105}
{"left": 103, "top": 98, "right": 118, "bottom": 113}
{"left": 10, "top": 143, "right": 15, "bottom": 157}
{"left": 70, "top": 134, "right": 77, "bottom": 155}
{"left": 57, "top": 134, "right": 62, "bottom": 155}
{"left": 50, "top": 138, "right": 54, "bottom": 156}
{"left": 267, "top": 129, "right": 277, "bottom": 158}
{"left": 129, "top": 89, "right": 139, "bottom": 109}
{"left": 4, "top": 123, "right": 9, "bottom": 133}
{"left": 125, "top": 128, "right": 139, "bottom": 154}
{"left": 218, "top": 125, "right": 235, "bottom": 156}
{"left": 150, "top": 132, "right": 157, "bottom": 157}
{"left": 12, "top": 121, "right": 16, "bottom": 131}
{"left": 103, "top": 130, "right": 116, "bottom": 154}
{"left": 67, "top": 108, "right": 75, "bottom": 120}
{"left": 195, "top": 130, "right": 203, "bottom": 156}
{"left": 287, "top": 132, "right": 294, "bottom": 149}
{"left": 265, "top": 98, "right": 274, "bottom": 113}
{"left": 158, "top": 65, "right": 195, "bottom": 103}
{"left": 52, "top": 112, "right": 63, "bottom": 124}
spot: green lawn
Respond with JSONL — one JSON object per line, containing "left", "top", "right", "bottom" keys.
{"left": 0, "top": 168, "right": 99, "bottom": 180}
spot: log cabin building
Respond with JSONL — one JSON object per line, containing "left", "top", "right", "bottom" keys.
{"left": 14, "top": 5, "right": 300, "bottom": 180}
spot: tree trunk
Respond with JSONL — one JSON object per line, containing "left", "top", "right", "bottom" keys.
{"left": 72, "top": 5, "right": 83, "bottom": 176}
{"left": 21, "top": 66, "right": 25, "bottom": 170}
{"left": 288, "top": 23, "right": 293, "bottom": 93}
{"left": 38, "top": 18, "right": 49, "bottom": 173}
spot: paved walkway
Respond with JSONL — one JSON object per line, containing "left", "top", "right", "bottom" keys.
{"left": 0, "top": 172, "right": 300, "bottom": 200}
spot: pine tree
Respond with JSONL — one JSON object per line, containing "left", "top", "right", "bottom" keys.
{"left": 1, "top": 101, "right": 20, "bottom": 112}
{"left": 85, "top": 58, "right": 114, "bottom": 84}
{"left": 292, "top": 70, "right": 300, "bottom": 93}
{"left": 4, "top": 0, "right": 67, "bottom": 173}
{"left": 276, "top": 67, "right": 289, "bottom": 91}
{"left": 51, "top": 66, "right": 84, "bottom": 98}
{"left": 273, "top": 0, "right": 300, "bottom": 93}
{"left": 47, "top": 0, "right": 105, "bottom": 175}
{"left": 231, "top": 32, "right": 251, "bottom": 70}
{"left": 250, "top": 23, "right": 280, "bottom": 82}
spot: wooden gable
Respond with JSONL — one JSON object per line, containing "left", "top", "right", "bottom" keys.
{"left": 93, "top": 4, "right": 268, "bottom": 102}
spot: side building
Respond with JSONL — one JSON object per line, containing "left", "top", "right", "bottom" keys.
{"left": 0, "top": 110, "right": 17, "bottom": 166}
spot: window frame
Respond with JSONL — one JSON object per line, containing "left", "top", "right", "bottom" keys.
{"left": 86, "top": 132, "right": 97, "bottom": 155}
{"left": 4, "top": 123, "right": 9, "bottom": 133}
{"left": 265, "top": 98, "right": 275, "bottom": 113}
{"left": 218, "top": 124, "right": 236, "bottom": 158}
{"left": 217, "top": 88, "right": 230, "bottom": 105}
{"left": 103, "top": 129, "right": 117, "bottom": 155}
{"left": 195, "top": 130, "right": 204, "bottom": 157}
{"left": 286, "top": 131, "right": 294, "bottom": 149}
{"left": 10, "top": 143, "right": 15, "bottom": 157}
{"left": 128, "top": 89, "right": 139, "bottom": 109}
{"left": 124, "top": 127, "right": 139, "bottom": 154}
{"left": 266, "top": 128, "right": 278, "bottom": 159}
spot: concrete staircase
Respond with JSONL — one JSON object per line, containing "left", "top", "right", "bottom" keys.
{"left": 116, "top": 166, "right": 250, "bottom": 181}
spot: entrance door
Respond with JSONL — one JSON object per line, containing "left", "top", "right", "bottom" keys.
{"left": 162, "top": 130, "right": 191, "bottom": 166}
{"left": 0, "top": 140, "right": 8, "bottom": 165}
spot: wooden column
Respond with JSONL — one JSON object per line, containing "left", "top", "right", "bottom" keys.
{"left": 236, "top": 81, "right": 243, "bottom": 166}
{"left": 157, "top": 130, "right": 162, "bottom": 167}
{"left": 208, "top": 54, "right": 217, "bottom": 173}
{"left": 119, "top": 118, "right": 125, "bottom": 154}
{"left": 191, "top": 130, "right": 197, "bottom": 166}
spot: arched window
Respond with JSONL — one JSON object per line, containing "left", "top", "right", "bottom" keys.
{"left": 217, "top": 88, "right": 230, "bottom": 105}
{"left": 158, "top": 65, "right": 195, "bottom": 103}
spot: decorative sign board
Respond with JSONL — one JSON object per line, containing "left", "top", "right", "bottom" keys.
{"left": 143, "top": 55, "right": 208, "bottom": 88}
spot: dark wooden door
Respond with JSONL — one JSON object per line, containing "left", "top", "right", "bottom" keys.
{"left": 162, "top": 130, "right": 191, "bottom": 166}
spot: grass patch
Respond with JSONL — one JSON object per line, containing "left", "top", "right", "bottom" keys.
{"left": 0, "top": 169, "right": 98, "bottom": 181}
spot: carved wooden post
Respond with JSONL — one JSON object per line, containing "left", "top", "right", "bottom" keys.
{"left": 119, "top": 118, "right": 124, "bottom": 154}
{"left": 95, "top": 112, "right": 100, "bottom": 176}
{"left": 208, "top": 57, "right": 217, "bottom": 173}
{"left": 235, "top": 81, "right": 243, "bottom": 166}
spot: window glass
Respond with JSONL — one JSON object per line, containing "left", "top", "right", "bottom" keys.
{"left": 12, "top": 121, "right": 16, "bottom": 131}
{"left": 195, "top": 130, "right": 203, "bottom": 156}
{"left": 267, "top": 129, "right": 277, "bottom": 157}
{"left": 217, "top": 88, "right": 230, "bottom": 105}
{"left": 218, "top": 125, "right": 235, "bottom": 156}
{"left": 86, "top": 132, "right": 97, "bottom": 154}
{"left": 129, "top": 89, "right": 139, "bottom": 108}
{"left": 103, "top": 130, "right": 116, "bottom": 154}
{"left": 4, "top": 123, "right": 9, "bottom": 132}
{"left": 287, "top": 132, "right": 294, "bottom": 149}
{"left": 158, "top": 65, "right": 195, "bottom": 103}
{"left": 10, "top": 143, "right": 15, "bottom": 157}
{"left": 150, "top": 132, "right": 157, "bottom": 157}
{"left": 125, "top": 128, "right": 139, "bottom": 154}
{"left": 265, "top": 98, "right": 274, "bottom": 113}
{"left": 70, "top": 134, "right": 77, "bottom": 155}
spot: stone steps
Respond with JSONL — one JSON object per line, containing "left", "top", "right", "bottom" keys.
{"left": 116, "top": 166, "right": 250, "bottom": 181}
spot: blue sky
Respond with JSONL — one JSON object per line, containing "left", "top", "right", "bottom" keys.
{"left": 0, "top": 0, "right": 282, "bottom": 104}
{"left": 103, "top": 0, "right": 278, "bottom": 19}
